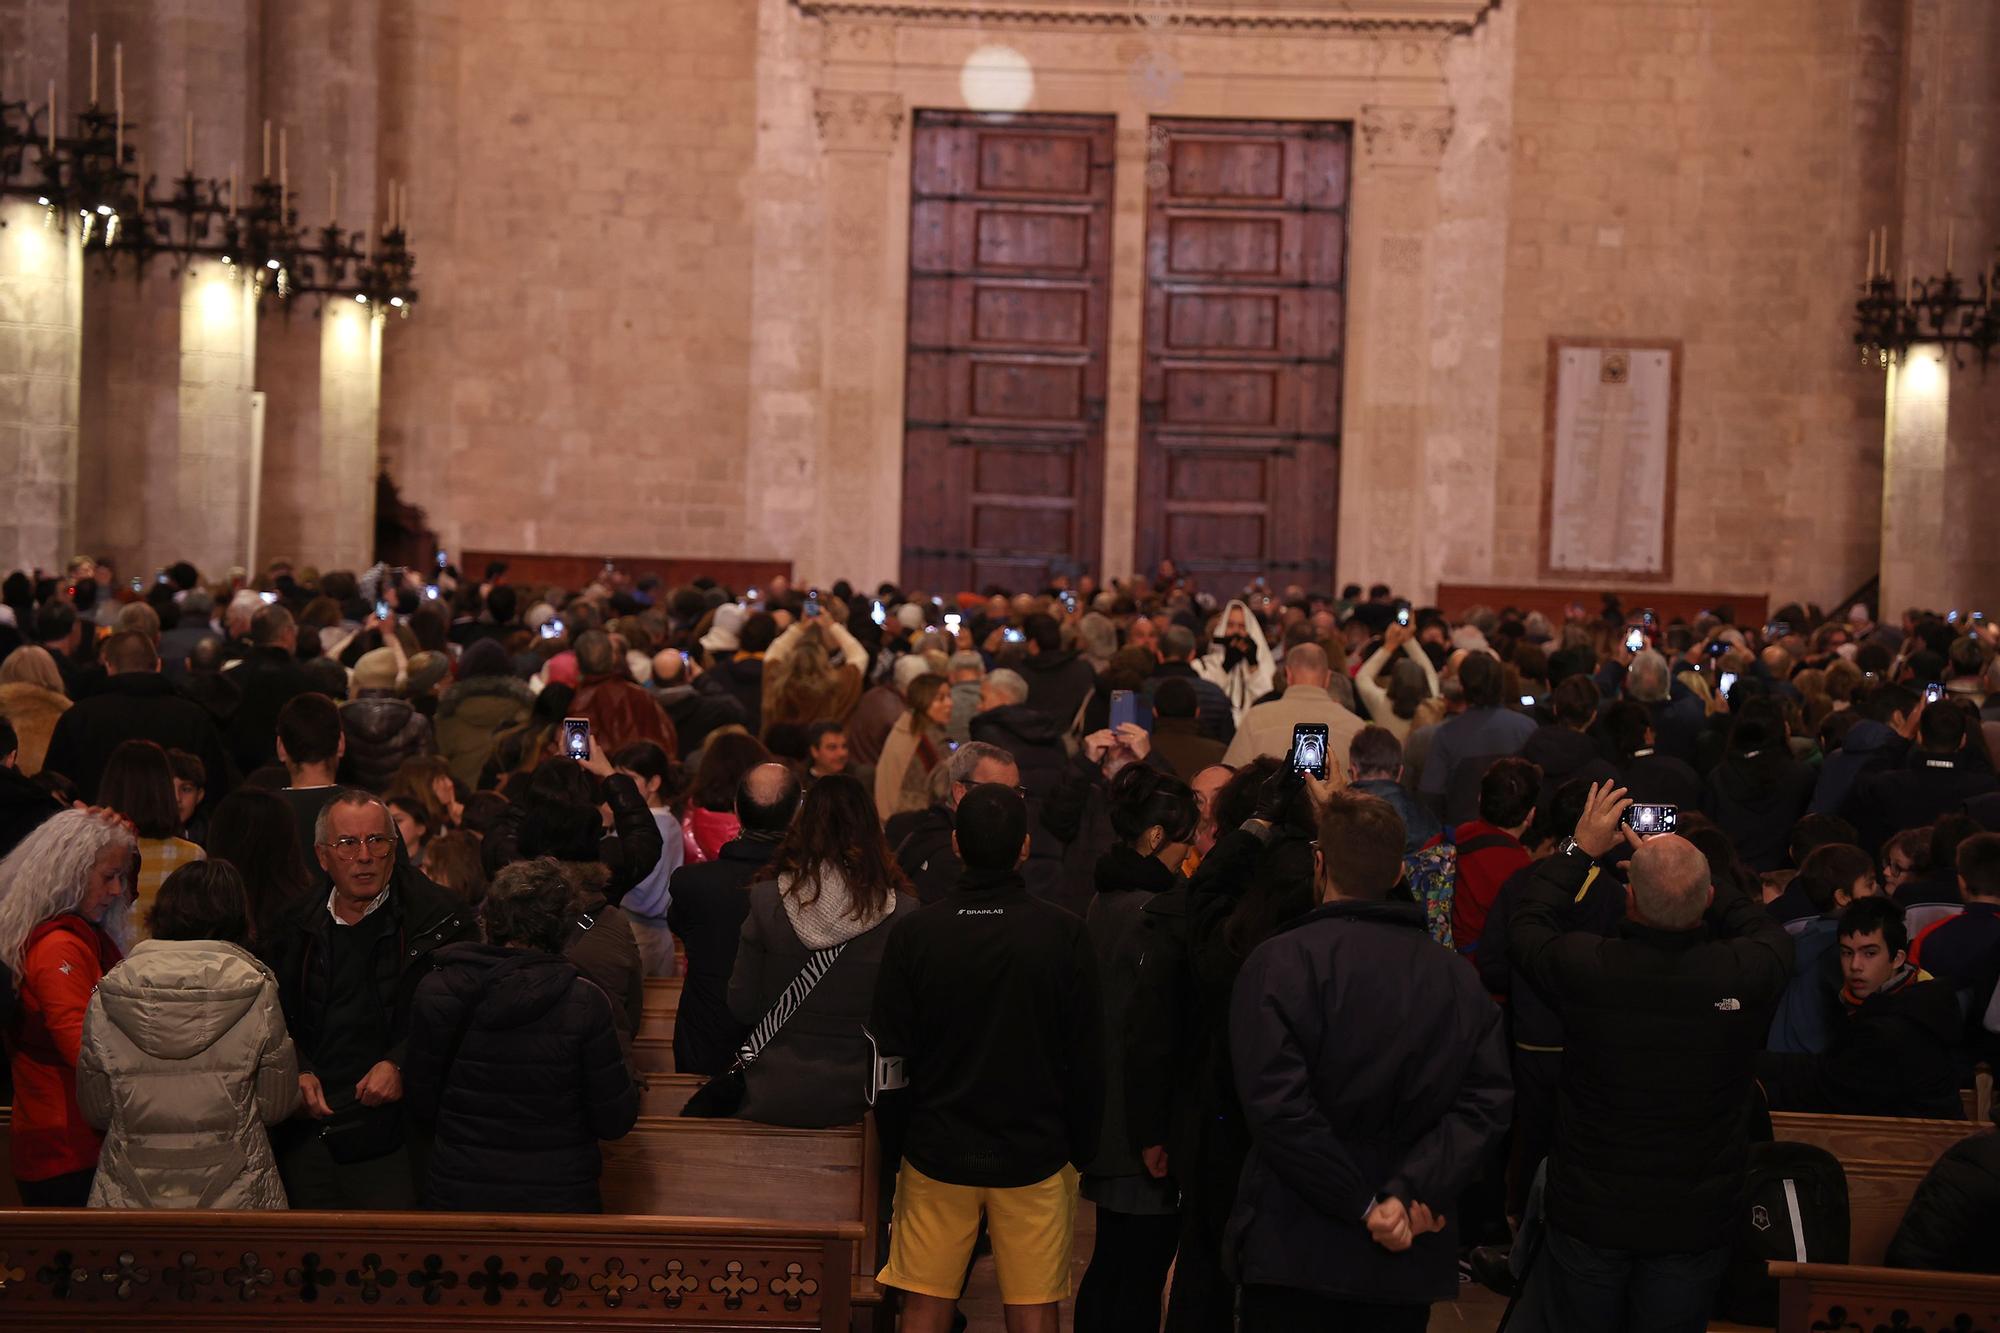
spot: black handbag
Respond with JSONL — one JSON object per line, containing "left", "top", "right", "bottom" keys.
{"left": 318, "top": 1098, "right": 405, "bottom": 1165}
{"left": 681, "top": 942, "right": 847, "bottom": 1119}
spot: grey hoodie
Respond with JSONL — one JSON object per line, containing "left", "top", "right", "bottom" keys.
{"left": 76, "top": 938, "right": 300, "bottom": 1209}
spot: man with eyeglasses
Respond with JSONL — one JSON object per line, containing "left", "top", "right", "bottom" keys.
{"left": 271, "top": 789, "right": 474, "bottom": 1209}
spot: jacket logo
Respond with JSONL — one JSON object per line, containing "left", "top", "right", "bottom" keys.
{"left": 1751, "top": 1205, "right": 1771, "bottom": 1231}
{"left": 1714, "top": 998, "right": 1741, "bottom": 1012}
{"left": 57, "top": 961, "right": 72, "bottom": 976}
{"left": 956, "top": 908, "right": 1004, "bottom": 916}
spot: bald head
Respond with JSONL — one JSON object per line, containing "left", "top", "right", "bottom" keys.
{"left": 737, "top": 761, "right": 802, "bottom": 833}
{"left": 1284, "top": 642, "right": 1330, "bottom": 689}
{"left": 1627, "top": 834, "right": 1713, "bottom": 930}
{"left": 652, "top": 648, "right": 686, "bottom": 683}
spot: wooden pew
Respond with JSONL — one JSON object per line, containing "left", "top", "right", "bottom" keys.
{"left": 1770, "top": 1261, "right": 2000, "bottom": 1333}
{"left": 639, "top": 976, "right": 682, "bottom": 1046}
{"left": 0, "top": 1206, "right": 855, "bottom": 1329}
{"left": 1769, "top": 1113, "right": 1987, "bottom": 1265}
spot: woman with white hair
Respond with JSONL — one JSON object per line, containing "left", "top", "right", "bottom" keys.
{"left": 0, "top": 809, "right": 138, "bottom": 1205}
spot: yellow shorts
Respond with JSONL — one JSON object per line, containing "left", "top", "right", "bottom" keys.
{"left": 876, "top": 1160, "right": 1079, "bottom": 1307}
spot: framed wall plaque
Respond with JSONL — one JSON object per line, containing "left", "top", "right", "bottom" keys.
{"left": 1539, "top": 337, "right": 1681, "bottom": 582}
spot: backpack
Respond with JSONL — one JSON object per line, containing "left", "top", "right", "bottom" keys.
{"left": 1404, "top": 844, "right": 1458, "bottom": 950}
{"left": 1714, "top": 1141, "right": 1849, "bottom": 1326}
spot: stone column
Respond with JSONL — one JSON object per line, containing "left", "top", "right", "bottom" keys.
{"left": 1876, "top": 0, "right": 2000, "bottom": 617}
{"left": 1340, "top": 105, "right": 1453, "bottom": 600}
{"left": 0, "top": 201, "right": 84, "bottom": 573}
{"left": 810, "top": 89, "right": 907, "bottom": 589}
{"left": 74, "top": 0, "right": 261, "bottom": 581}
{"left": 255, "top": 0, "right": 382, "bottom": 572}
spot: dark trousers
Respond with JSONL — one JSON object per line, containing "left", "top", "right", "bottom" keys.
{"left": 1075, "top": 1208, "right": 1180, "bottom": 1333}
{"left": 1239, "top": 1286, "right": 1429, "bottom": 1333}
{"left": 1163, "top": 1181, "right": 1234, "bottom": 1333}
{"left": 1512, "top": 1224, "right": 1730, "bottom": 1333}
{"left": 1509, "top": 1048, "right": 1560, "bottom": 1218}
{"left": 274, "top": 1123, "right": 418, "bottom": 1210}
{"left": 16, "top": 1169, "right": 93, "bottom": 1207}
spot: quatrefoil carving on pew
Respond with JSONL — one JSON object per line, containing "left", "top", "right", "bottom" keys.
{"left": 648, "top": 1260, "right": 698, "bottom": 1307}
{"left": 0, "top": 1252, "right": 26, "bottom": 1289}
{"left": 405, "top": 1254, "right": 459, "bottom": 1305}
{"left": 528, "top": 1257, "right": 578, "bottom": 1309}
{"left": 99, "top": 1251, "right": 149, "bottom": 1299}
{"left": 162, "top": 1252, "right": 214, "bottom": 1300}
{"left": 285, "top": 1253, "right": 335, "bottom": 1303}
{"left": 770, "top": 1261, "right": 819, "bottom": 1311}
{"left": 343, "top": 1253, "right": 398, "bottom": 1304}
{"left": 225, "top": 1253, "right": 274, "bottom": 1301}
{"left": 589, "top": 1258, "right": 638, "bottom": 1309}
{"left": 468, "top": 1255, "right": 519, "bottom": 1306}
{"left": 35, "top": 1251, "right": 86, "bottom": 1299}
{"left": 709, "top": 1259, "right": 760, "bottom": 1309}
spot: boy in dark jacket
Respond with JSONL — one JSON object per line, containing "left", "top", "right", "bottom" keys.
{"left": 1509, "top": 780, "right": 1793, "bottom": 1333}
{"left": 870, "top": 783, "right": 1104, "bottom": 1333}
{"left": 1759, "top": 896, "right": 1966, "bottom": 1120}
{"left": 1228, "top": 790, "right": 1511, "bottom": 1332}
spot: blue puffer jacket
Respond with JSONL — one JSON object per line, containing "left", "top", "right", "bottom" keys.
{"left": 1808, "top": 718, "right": 1908, "bottom": 815}
{"left": 1766, "top": 916, "right": 1841, "bottom": 1055}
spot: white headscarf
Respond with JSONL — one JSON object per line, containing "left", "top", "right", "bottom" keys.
{"left": 1195, "top": 598, "right": 1275, "bottom": 721}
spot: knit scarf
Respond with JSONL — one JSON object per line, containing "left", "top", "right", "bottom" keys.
{"left": 1840, "top": 961, "right": 1930, "bottom": 1011}
{"left": 778, "top": 865, "right": 897, "bottom": 950}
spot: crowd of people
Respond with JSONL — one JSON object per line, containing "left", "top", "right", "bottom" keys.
{"left": 2, "top": 553, "right": 1999, "bottom": 1330}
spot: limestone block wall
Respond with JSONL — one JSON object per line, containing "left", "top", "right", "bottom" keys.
{"left": 0, "top": 202, "right": 83, "bottom": 573}
{"left": 1493, "top": 0, "right": 1893, "bottom": 609}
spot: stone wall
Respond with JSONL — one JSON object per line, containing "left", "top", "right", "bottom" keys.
{"left": 1492, "top": 0, "right": 1893, "bottom": 609}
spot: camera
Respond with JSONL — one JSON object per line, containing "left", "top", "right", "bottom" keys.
{"left": 1003, "top": 627, "right": 1025, "bottom": 645}
{"left": 1624, "top": 803, "right": 1678, "bottom": 836}
{"left": 562, "top": 717, "right": 591, "bottom": 762}
{"left": 871, "top": 600, "right": 886, "bottom": 627}
{"left": 375, "top": 598, "right": 390, "bottom": 622}
{"left": 258, "top": 591, "right": 278, "bottom": 605}
{"left": 1924, "top": 682, "right": 1947, "bottom": 704}
{"left": 1288, "top": 723, "right": 1329, "bottom": 780}
{"left": 1718, "top": 670, "right": 1738, "bottom": 697}
{"left": 944, "top": 612, "right": 961, "bottom": 635}
{"left": 1396, "top": 606, "right": 1411, "bottom": 627}
{"left": 540, "top": 617, "right": 565, "bottom": 640}
{"left": 804, "top": 590, "right": 821, "bottom": 619}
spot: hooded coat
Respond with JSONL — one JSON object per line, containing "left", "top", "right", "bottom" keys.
{"left": 434, "top": 674, "right": 535, "bottom": 791}
{"left": 0, "top": 680, "right": 69, "bottom": 775}
{"left": 337, "top": 695, "right": 434, "bottom": 794}
{"left": 405, "top": 942, "right": 639, "bottom": 1213}
{"left": 75, "top": 938, "right": 299, "bottom": 1209}
{"left": 1194, "top": 599, "right": 1275, "bottom": 723}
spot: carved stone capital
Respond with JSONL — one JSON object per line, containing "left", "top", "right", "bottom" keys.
{"left": 1358, "top": 105, "right": 1454, "bottom": 167}
{"left": 792, "top": 1, "right": 1498, "bottom": 36}
{"left": 814, "top": 90, "right": 907, "bottom": 153}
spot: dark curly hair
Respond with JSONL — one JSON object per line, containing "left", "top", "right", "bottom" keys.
{"left": 763, "top": 773, "right": 908, "bottom": 922}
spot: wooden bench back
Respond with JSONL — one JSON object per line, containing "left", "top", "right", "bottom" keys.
{"left": 1769, "top": 1112, "right": 1986, "bottom": 1265}
{"left": 0, "top": 1207, "right": 854, "bottom": 1329}
{"left": 1770, "top": 1261, "right": 2000, "bottom": 1332}
{"left": 638, "top": 976, "right": 681, "bottom": 1046}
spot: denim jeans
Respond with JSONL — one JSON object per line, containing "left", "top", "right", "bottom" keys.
{"left": 1512, "top": 1224, "right": 1731, "bottom": 1333}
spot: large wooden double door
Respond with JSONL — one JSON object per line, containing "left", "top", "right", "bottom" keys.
{"left": 900, "top": 112, "right": 1351, "bottom": 592}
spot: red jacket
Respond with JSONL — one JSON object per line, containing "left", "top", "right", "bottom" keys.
{"left": 1447, "top": 821, "right": 1532, "bottom": 956}
{"left": 571, "top": 674, "right": 679, "bottom": 759}
{"left": 8, "top": 913, "right": 122, "bottom": 1181}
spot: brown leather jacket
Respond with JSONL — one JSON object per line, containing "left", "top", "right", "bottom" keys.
{"left": 571, "top": 674, "right": 679, "bottom": 758}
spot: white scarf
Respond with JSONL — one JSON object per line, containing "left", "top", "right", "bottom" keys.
{"left": 778, "top": 865, "right": 896, "bottom": 950}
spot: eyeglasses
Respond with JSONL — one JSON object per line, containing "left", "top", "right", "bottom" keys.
{"left": 322, "top": 834, "right": 394, "bottom": 860}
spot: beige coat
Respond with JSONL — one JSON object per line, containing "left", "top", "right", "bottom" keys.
{"left": 0, "top": 681, "right": 70, "bottom": 775}
{"left": 1220, "top": 684, "right": 1369, "bottom": 772}
{"left": 873, "top": 714, "right": 937, "bottom": 822}
{"left": 76, "top": 938, "right": 300, "bottom": 1209}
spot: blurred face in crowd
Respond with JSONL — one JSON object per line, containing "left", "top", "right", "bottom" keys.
{"left": 1840, "top": 928, "right": 1902, "bottom": 999}
{"left": 1191, "top": 765, "right": 1232, "bottom": 854}
{"left": 1880, "top": 845, "right": 1919, "bottom": 897}
{"left": 925, "top": 688, "right": 955, "bottom": 727}
{"left": 811, "top": 730, "right": 849, "bottom": 775}
{"left": 79, "top": 845, "right": 135, "bottom": 922}
{"left": 1127, "top": 616, "right": 1160, "bottom": 655}
{"left": 173, "top": 776, "right": 203, "bottom": 826}
{"left": 1224, "top": 607, "right": 1248, "bottom": 638}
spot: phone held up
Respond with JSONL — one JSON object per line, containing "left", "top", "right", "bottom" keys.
{"left": 562, "top": 717, "right": 592, "bottom": 763}
{"left": 1624, "top": 626, "right": 1646, "bottom": 654}
{"left": 1396, "top": 605, "right": 1411, "bottom": 627}
{"left": 1289, "top": 723, "right": 1329, "bottom": 780}
{"left": 1624, "top": 803, "right": 1678, "bottom": 836}
{"left": 1924, "top": 681, "right": 1947, "bottom": 704}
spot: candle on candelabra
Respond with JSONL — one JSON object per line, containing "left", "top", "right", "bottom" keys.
{"left": 330, "top": 168, "right": 339, "bottom": 223}
{"left": 184, "top": 112, "right": 193, "bottom": 174}
{"left": 47, "top": 81, "right": 56, "bottom": 154}
{"left": 1866, "top": 229, "right": 1876, "bottom": 282}
{"left": 229, "top": 164, "right": 238, "bottom": 219}
{"left": 386, "top": 177, "right": 398, "bottom": 230}
{"left": 278, "top": 127, "right": 287, "bottom": 193}
{"left": 262, "top": 120, "right": 271, "bottom": 176}
{"left": 113, "top": 43, "right": 122, "bottom": 162}
{"left": 1945, "top": 221, "right": 1954, "bottom": 274}
{"left": 90, "top": 33, "right": 99, "bottom": 105}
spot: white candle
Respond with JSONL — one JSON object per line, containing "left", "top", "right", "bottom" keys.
{"left": 329, "top": 167, "right": 339, "bottom": 223}
{"left": 47, "top": 81, "right": 56, "bottom": 154}
{"left": 184, "top": 112, "right": 193, "bottom": 174}
{"left": 90, "top": 33, "right": 99, "bottom": 105}
{"left": 1945, "top": 221, "right": 1954, "bottom": 273}
{"left": 1866, "top": 229, "right": 1876, "bottom": 282}
{"left": 229, "top": 164, "right": 237, "bottom": 219}
{"left": 387, "top": 177, "right": 398, "bottom": 229}
{"left": 262, "top": 120, "right": 271, "bottom": 176}
{"left": 278, "top": 127, "right": 287, "bottom": 192}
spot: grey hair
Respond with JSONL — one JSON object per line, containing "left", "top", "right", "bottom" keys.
{"left": 946, "top": 740, "right": 1016, "bottom": 788}
{"left": 1075, "top": 613, "right": 1117, "bottom": 664}
{"left": 481, "top": 858, "right": 572, "bottom": 955}
{"left": 1626, "top": 650, "right": 1672, "bottom": 703}
{"left": 1161, "top": 625, "right": 1197, "bottom": 661}
{"left": 0, "top": 810, "right": 139, "bottom": 986}
{"left": 313, "top": 789, "right": 396, "bottom": 846}
{"left": 947, "top": 651, "right": 986, "bottom": 681}
{"left": 892, "top": 653, "right": 933, "bottom": 693}
{"left": 984, "top": 669, "right": 1029, "bottom": 705}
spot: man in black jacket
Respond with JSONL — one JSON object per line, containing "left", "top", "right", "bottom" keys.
{"left": 1229, "top": 791, "right": 1511, "bottom": 1331}
{"left": 226, "top": 603, "right": 313, "bottom": 777}
{"left": 1509, "top": 780, "right": 1793, "bottom": 1333}
{"left": 1759, "top": 896, "right": 1966, "bottom": 1120}
{"left": 666, "top": 762, "right": 799, "bottom": 1075}
{"left": 41, "top": 630, "right": 234, "bottom": 806}
{"left": 871, "top": 784, "right": 1104, "bottom": 1333}
{"left": 1844, "top": 702, "right": 1998, "bottom": 853}
{"left": 1014, "top": 612, "right": 1097, "bottom": 735}
{"left": 969, "top": 669, "right": 1070, "bottom": 900}
{"left": 0, "top": 720, "right": 62, "bottom": 859}
{"left": 271, "top": 790, "right": 475, "bottom": 1209}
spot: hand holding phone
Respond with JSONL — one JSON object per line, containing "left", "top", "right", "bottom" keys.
{"left": 1623, "top": 803, "right": 1678, "bottom": 837}
{"left": 1624, "top": 626, "right": 1646, "bottom": 654}
{"left": 1924, "top": 681, "right": 1947, "bottom": 704}
{"left": 562, "top": 717, "right": 591, "bottom": 763}
{"left": 1289, "top": 723, "right": 1330, "bottom": 780}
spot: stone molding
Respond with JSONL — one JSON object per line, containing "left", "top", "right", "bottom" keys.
{"left": 1358, "top": 104, "right": 1454, "bottom": 165}
{"left": 814, "top": 89, "right": 907, "bottom": 152}
{"left": 792, "top": 0, "right": 1498, "bottom": 35}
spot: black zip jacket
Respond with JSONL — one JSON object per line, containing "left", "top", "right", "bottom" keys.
{"left": 869, "top": 867, "right": 1104, "bottom": 1187}
{"left": 1508, "top": 850, "right": 1792, "bottom": 1253}
{"left": 480, "top": 771, "right": 664, "bottom": 909}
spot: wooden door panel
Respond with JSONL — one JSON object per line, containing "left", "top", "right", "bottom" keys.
{"left": 1137, "top": 118, "right": 1349, "bottom": 588}
{"left": 903, "top": 112, "right": 1114, "bottom": 590}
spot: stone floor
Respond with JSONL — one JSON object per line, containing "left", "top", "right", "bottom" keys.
{"left": 955, "top": 1202, "right": 1513, "bottom": 1332}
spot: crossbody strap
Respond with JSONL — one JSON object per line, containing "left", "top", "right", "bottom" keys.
{"left": 736, "top": 943, "right": 847, "bottom": 1069}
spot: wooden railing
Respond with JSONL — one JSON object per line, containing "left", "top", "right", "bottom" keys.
{"left": 1769, "top": 1112, "right": 1985, "bottom": 1265}
{"left": 1771, "top": 1261, "right": 2000, "bottom": 1332}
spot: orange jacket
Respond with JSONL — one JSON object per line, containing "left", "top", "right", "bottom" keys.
{"left": 8, "top": 913, "right": 122, "bottom": 1182}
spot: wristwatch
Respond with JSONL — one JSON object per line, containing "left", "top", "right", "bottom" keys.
{"left": 1556, "top": 836, "right": 1588, "bottom": 861}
